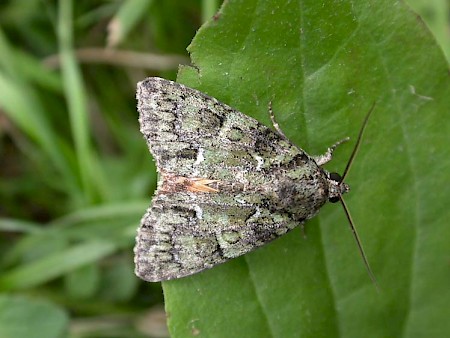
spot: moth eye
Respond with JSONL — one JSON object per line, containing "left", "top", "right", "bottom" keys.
{"left": 329, "top": 172, "right": 342, "bottom": 183}
{"left": 329, "top": 196, "right": 340, "bottom": 203}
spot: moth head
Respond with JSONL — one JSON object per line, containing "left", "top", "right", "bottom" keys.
{"left": 327, "top": 172, "right": 350, "bottom": 203}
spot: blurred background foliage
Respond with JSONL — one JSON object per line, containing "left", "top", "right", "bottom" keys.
{"left": 0, "top": 0, "right": 447, "bottom": 337}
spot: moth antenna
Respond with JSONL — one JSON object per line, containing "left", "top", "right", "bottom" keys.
{"left": 339, "top": 102, "right": 379, "bottom": 291}
{"left": 339, "top": 194, "right": 380, "bottom": 292}
{"left": 341, "top": 102, "right": 377, "bottom": 182}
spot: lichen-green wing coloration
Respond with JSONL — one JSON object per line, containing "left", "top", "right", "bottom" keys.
{"left": 135, "top": 77, "right": 338, "bottom": 282}
{"left": 137, "top": 77, "right": 304, "bottom": 179}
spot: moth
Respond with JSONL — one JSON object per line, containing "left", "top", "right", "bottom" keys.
{"left": 134, "top": 77, "right": 377, "bottom": 286}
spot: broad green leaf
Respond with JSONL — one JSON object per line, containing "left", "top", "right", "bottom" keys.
{"left": 0, "top": 295, "right": 68, "bottom": 338}
{"left": 161, "top": 0, "right": 450, "bottom": 337}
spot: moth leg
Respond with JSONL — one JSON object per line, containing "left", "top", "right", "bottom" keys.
{"left": 313, "top": 137, "right": 350, "bottom": 166}
{"left": 268, "top": 101, "right": 288, "bottom": 140}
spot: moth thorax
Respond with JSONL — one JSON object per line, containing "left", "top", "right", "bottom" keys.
{"left": 327, "top": 172, "right": 350, "bottom": 203}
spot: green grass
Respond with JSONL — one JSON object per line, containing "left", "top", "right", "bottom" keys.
{"left": 0, "top": 0, "right": 449, "bottom": 337}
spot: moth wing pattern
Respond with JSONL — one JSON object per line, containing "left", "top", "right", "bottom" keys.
{"left": 135, "top": 191, "right": 300, "bottom": 282}
{"left": 135, "top": 77, "right": 329, "bottom": 282}
{"left": 136, "top": 77, "right": 301, "bottom": 178}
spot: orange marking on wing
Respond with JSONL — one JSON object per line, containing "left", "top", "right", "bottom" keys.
{"left": 159, "top": 173, "right": 219, "bottom": 193}
{"left": 188, "top": 178, "right": 219, "bottom": 193}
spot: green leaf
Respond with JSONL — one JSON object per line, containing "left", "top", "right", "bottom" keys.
{"left": 98, "top": 256, "right": 139, "bottom": 302}
{"left": 163, "top": 0, "right": 450, "bottom": 337}
{"left": 0, "top": 241, "right": 116, "bottom": 291}
{"left": 64, "top": 263, "right": 100, "bottom": 299}
{"left": 0, "top": 295, "right": 68, "bottom": 338}
{"left": 107, "top": 0, "right": 154, "bottom": 47}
